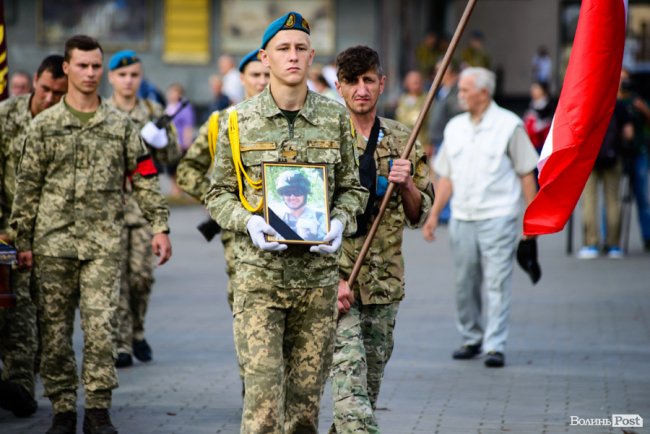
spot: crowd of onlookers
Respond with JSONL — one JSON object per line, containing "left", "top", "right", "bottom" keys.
{"left": 402, "top": 31, "right": 650, "bottom": 258}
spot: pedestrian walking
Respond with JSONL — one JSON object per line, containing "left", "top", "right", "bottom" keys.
{"left": 106, "top": 49, "right": 181, "bottom": 368}
{"left": 422, "top": 67, "right": 538, "bottom": 368}
{"left": 9, "top": 35, "right": 172, "bottom": 434}
{"left": 204, "top": 12, "right": 366, "bottom": 433}
{"left": 329, "top": 45, "right": 434, "bottom": 434}
{"left": 0, "top": 54, "right": 68, "bottom": 419}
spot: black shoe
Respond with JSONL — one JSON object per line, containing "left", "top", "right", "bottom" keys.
{"left": 83, "top": 408, "right": 118, "bottom": 434}
{"left": 484, "top": 351, "right": 505, "bottom": 368}
{"left": 132, "top": 339, "right": 152, "bottom": 362}
{"left": 452, "top": 343, "right": 482, "bottom": 359}
{"left": 46, "top": 411, "right": 77, "bottom": 434}
{"left": 115, "top": 352, "right": 133, "bottom": 368}
{"left": 0, "top": 380, "right": 37, "bottom": 417}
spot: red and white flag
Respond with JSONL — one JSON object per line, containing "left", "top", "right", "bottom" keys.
{"left": 523, "top": 0, "right": 627, "bottom": 236}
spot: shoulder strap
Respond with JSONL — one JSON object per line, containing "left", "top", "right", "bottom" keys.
{"left": 207, "top": 112, "right": 220, "bottom": 162}
{"left": 363, "top": 117, "right": 381, "bottom": 157}
{"left": 352, "top": 117, "right": 381, "bottom": 238}
{"left": 228, "top": 110, "right": 263, "bottom": 213}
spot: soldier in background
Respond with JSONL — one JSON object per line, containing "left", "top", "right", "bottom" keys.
{"left": 177, "top": 49, "right": 269, "bottom": 397}
{"left": 0, "top": 54, "right": 68, "bottom": 419}
{"left": 10, "top": 35, "right": 172, "bottom": 434}
{"left": 177, "top": 48, "right": 269, "bottom": 310}
{"left": 330, "top": 45, "right": 434, "bottom": 434}
{"left": 204, "top": 12, "right": 366, "bottom": 434}
{"left": 106, "top": 50, "right": 181, "bottom": 368}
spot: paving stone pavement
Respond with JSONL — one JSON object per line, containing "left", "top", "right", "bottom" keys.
{"left": 1, "top": 204, "right": 649, "bottom": 434}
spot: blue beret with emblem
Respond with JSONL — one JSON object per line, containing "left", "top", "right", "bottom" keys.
{"left": 261, "top": 11, "right": 311, "bottom": 49}
{"left": 238, "top": 49, "right": 261, "bottom": 73}
{"left": 109, "top": 50, "right": 140, "bottom": 71}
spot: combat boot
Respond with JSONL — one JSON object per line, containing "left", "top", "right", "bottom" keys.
{"left": 45, "top": 411, "right": 77, "bottom": 434}
{"left": 0, "top": 380, "right": 37, "bottom": 417}
{"left": 132, "top": 338, "right": 152, "bottom": 362}
{"left": 83, "top": 408, "right": 118, "bottom": 434}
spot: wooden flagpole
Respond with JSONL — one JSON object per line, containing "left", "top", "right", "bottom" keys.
{"left": 348, "top": 0, "right": 478, "bottom": 287}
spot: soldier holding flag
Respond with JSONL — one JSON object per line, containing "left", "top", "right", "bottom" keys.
{"left": 329, "top": 45, "right": 433, "bottom": 434}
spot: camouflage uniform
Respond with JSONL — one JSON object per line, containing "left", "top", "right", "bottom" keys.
{"left": 396, "top": 94, "right": 431, "bottom": 148}
{"left": 0, "top": 94, "right": 39, "bottom": 399}
{"left": 106, "top": 97, "right": 180, "bottom": 355}
{"left": 176, "top": 115, "right": 237, "bottom": 309}
{"left": 330, "top": 118, "right": 433, "bottom": 434}
{"left": 204, "top": 87, "right": 367, "bottom": 434}
{"left": 10, "top": 97, "right": 169, "bottom": 413}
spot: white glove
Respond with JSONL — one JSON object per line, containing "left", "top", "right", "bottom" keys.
{"left": 246, "top": 215, "right": 288, "bottom": 252}
{"left": 140, "top": 121, "right": 169, "bottom": 149}
{"left": 310, "top": 219, "right": 344, "bottom": 255}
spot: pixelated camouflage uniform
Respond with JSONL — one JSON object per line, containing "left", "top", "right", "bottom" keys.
{"left": 10, "top": 97, "right": 169, "bottom": 413}
{"left": 0, "top": 94, "right": 39, "bottom": 399}
{"left": 330, "top": 117, "right": 433, "bottom": 434}
{"left": 176, "top": 113, "right": 237, "bottom": 309}
{"left": 204, "top": 87, "right": 367, "bottom": 434}
{"left": 106, "top": 97, "right": 180, "bottom": 355}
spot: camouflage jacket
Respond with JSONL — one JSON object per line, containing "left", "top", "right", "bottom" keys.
{"left": 396, "top": 94, "right": 431, "bottom": 147}
{"left": 0, "top": 95, "right": 33, "bottom": 236}
{"left": 176, "top": 114, "right": 214, "bottom": 202}
{"left": 340, "top": 117, "right": 434, "bottom": 305}
{"left": 107, "top": 97, "right": 180, "bottom": 227}
{"left": 10, "top": 97, "right": 169, "bottom": 259}
{"left": 204, "top": 87, "right": 367, "bottom": 288}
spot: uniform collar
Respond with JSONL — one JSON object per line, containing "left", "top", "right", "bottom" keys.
{"left": 58, "top": 96, "right": 109, "bottom": 128}
{"left": 355, "top": 116, "right": 391, "bottom": 150}
{"left": 258, "top": 86, "right": 318, "bottom": 126}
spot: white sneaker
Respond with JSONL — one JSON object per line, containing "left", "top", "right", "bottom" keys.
{"left": 607, "top": 247, "right": 624, "bottom": 259}
{"left": 577, "top": 246, "right": 599, "bottom": 259}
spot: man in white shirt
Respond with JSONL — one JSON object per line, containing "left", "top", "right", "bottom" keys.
{"left": 423, "top": 67, "right": 538, "bottom": 368}
{"left": 219, "top": 54, "right": 244, "bottom": 104}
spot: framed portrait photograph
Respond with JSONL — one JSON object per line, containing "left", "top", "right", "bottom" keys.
{"left": 262, "top": 162, "right": 330, "bottom": 245}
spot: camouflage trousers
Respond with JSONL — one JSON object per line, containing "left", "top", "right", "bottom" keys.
{"left": 221, "top": 230, "right": 245, "bottom": 384}
{"left": 222, "top": 230, "right": 235, "bottom": 310}
{"left": 116, "top": 225, "right": 154, "bottom": 354}
{"left": 329, "top": 301, "right": 400, "bottom": 434}
{"left": 232, "top": 280, "right": 338, "bottom": 434}
{"left": 0, "top": 269, "right": 37, "bottom": 397}
{"left": 33, "top": 255, "right": 120, "bottom": 413}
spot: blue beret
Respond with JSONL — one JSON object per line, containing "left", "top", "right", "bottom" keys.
{"left": 261, "top": 12, "right": 310, "bottom": 49}
{"left": 109, "top": 50, "right": 140, "bottom": 71}
{"left": 239, "top": 49, "right": 261, "bottom": 73}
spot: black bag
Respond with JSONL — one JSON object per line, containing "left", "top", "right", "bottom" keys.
{"left": 595, "top": 114, "right": 620, "bottom": 170}
{"left": 353, "top": 117, "right": 381, "bottom": 238}
{"left": 595, "top": 102, "right": 630, "bottom": 170}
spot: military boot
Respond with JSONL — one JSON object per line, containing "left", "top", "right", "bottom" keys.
{"left": 83, "top": 408, "right": 118, "bottom": 434}
{"left": 0, "top": 380, "right": 37, "bottom": 417}
{"left": 45, "top": 411, "right": 77, "bottom": 434}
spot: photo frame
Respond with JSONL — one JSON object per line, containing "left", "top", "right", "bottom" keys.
{"left": 262, "top": 162, "right": 330, "bottom": 245}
